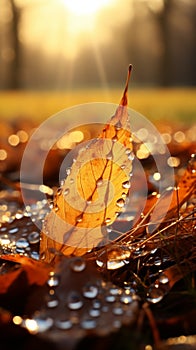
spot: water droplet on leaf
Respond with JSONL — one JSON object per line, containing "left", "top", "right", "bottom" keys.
{"left": 64, "top": 188, "right": 69, "bottom": 196}
{"left": 120, "top": 294, "right": 132, "bottom": 304}
{"left": 80, "top": 318, "right": 97, "bottom": 330}
{"left": 146, "top": 286, "right": 165, "bottom": 304}
{"left": 55, "top": 319, "right": 72, "bottom": 330}
{"left": 96, "top": 178, "right": 103, "bottom": 187}
{"left": 16, "top": 238, "right": 29, "bottom": 249}
{"left": 159, "top": 274, "right": 169, "bottom": 284}
{"left": 67, "top": 292, "right": 83, "bottom": 310}
{"left": 76, "top": 214, "right": 83, "bottom": 223}
{"left": 83, "top": 283, "right": 99, "bottom": 299}
{"left": 28, "top": 231, "right": 40, "bottom": 244}
{"left": 8, "top": 227, "right": 19, "bottom": 234}
{"left": 122, "top": 181, "right": 131, "bottom": 189}
{"left": 47, "top": 273, "right": 59, "bottom": 287}
{"left": 116, "top": 198, "right": 125, "bottom": 208}
{"left": 70, "top": 257, "right": 86, "bottom": 272}
{"left": 96, "top": 246, "right": 131, "bottom": 270}
{"left": 89, "top": 309, "right": 101, "bottom": 317}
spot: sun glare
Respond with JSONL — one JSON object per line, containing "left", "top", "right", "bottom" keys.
{"left": 18, "top": 0, "right": 130, "bottom": 61}
{"left": 62, "top": 0, "right": 111, "bottom": 16}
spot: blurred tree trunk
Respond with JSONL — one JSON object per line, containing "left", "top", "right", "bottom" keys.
{"left": 157, "top": 0, "right": 173, "bottom": 86}
{"left": 9, "top": 0, "right": 21, "bottom": 89}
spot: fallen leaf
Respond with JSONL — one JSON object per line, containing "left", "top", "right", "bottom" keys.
{"left": 21, "top": 256, "right": 139, "bottom": 341}
{"left": 0, "top": 255, "right": 51, "bottom": 295}
{"left": 127, "top": 153, "right": 196, "bottom": 237}
{"left": 40, "top": 65, "right": 134, "bottom": 262}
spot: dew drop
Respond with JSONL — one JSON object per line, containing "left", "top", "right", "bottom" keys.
{"left": 66, "top": 168, "right": 71, "bottom": 175}
{"left": 107, "top": 150, "right": 113, "bottom": 160}
{"left": 70, "top": 178, "right": 74, "bottom": 184}
{"left": 128, "top": 153, "right": 134, "bottom": 161}
{"left": 92, "top": 300, "right": 101, "bottom": 309}
{"left": 47, "top": 273, "right": 59, "bottom": 287}
{"left": 80, "top": 318, "right": 97, "bottom": 330}
{"left": 64, "top": 188, "right": 69, "bottom": 196}
{"left": 83, "top": 283, "right": 98, "bottom": 299}
{"left": 15, "top": 211, "right": 23, "bottom": 220}
{"left": 96, "top": 246, "right": 131, "bottom": 270}
{"left": 16, "top": 238, "right": 29, "bottom": 249}
{"left": 154, "top": 258, "right": 162, "bottom": 266}
{"left": 67, "top": 292, "right": 83, "bottom": 310}
{"left": 115, "top": 121, "right": 122, "bottom": 131}
{"left": 89, "top": 309, "right": 101, "bottom": 317}
{"left": 8, "top": 227, "right": 19, "bottom": 234}
{"left": 28, "top": 231, "right": 40, "bottom": 244}
{"left": 125, "top": 148, "right": 132, "bottom": 155}
{"left": 159, "top": 274, "right": 169, "bottom": 284}
{"left": 7, "top": 217, "right": 15, "bottom": 224}
{"left": 57, "top": 188, "right": 62, "bottom": 195}
{"left": 76, "top": 214, "right": 83, "bottom": 223}
{"left": 120, "top": 294, "right": 132, "bottom": 304}
{"left": 146, "top": 286, "right": 165, "bottom": 304}
{"left": 55, "top": 319, "right": 72, "bottom": 330}
{"left": 16, "top": 248, "right": 25, "bottom": 254}
{"left": 60, "top": 179, "right": 65, "bottom": 186}
{"left": 30, "top": 251, "right": 39, "bottom": 260}
{"left": 104, "top": 218, "right": 111, "bottom": 225}
{"left": 112, "top": 303, "right": 124, "bottom": 315}
{"left": 122, "top": 181, "right": 131, "bottom": 189}
{"left": 70, "top": 257, "right": 86, "bottom": 272}
{"left": 54, "top": 205, "right": 59, "bottom": 212}
{"left": 105, "top": 295, "right": 116, "bottom": 303}
{"left": 0, "top": 234, "right": 10, "bottom": 245}
{"left": 116, "top": 198, "right": 125, "bottom": 208}
{"left": 86, "top": 196, "right": 92, "bottom": 205}
{"left": 96, "top": 177, "right": 103, "bottom": 186}
{"left": 112, "top": 136, "right": 118, "bottom": 142}
{"left": 106, "top": 226, "right": 112, "bottom": 233}
{"left": 23, "top": 316, "right": 53, "bottom": 334}
{"left": 121, "top": 192, "right": 127, "bottom": 199}
{"left": 109, "top": 286, "right": 122, "bottom": 296}
{"left": 49, "top": 201, "right": 54, "bottom": 209}
{"left": 47, "top": 297, "right": 59, "bottom": 308}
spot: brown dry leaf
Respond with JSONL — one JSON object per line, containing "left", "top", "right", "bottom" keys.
{"left": 131, "top": 153, "right": 196, "bottom": 236}
{"left": 40, "top": 65, "right": 134, "bottom": 262}
{"left": 0, "top": 255, "right": 51, "bottom": 295}
{"left": 150, "top": 154, "right": 195, "bottom": 225}
{"left": 22, "top": 256, "right": 139, "bottom": 341}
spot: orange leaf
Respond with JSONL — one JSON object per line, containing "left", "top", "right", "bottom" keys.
{"left": 148, "top": 154, "right": 196, "bottom": 227}
{"left": 0, "top": 255, "right": 51, "bottom": 295}
{"left": 131, "top": 153, "right": 196, "bottom": 237}
{"left": 40, "top": 65, "right": 133, "bottom": 262}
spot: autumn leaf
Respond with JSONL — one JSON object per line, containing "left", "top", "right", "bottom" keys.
{"left": 0, "top": 255, "right": 51, "bottom": 295}
{"left": 147, "top": 154, "right": 196, "bottom": 230}
{"left": 21, "top": 256, "right": 139, "bottom": 340}
{"left": 127, "top": 153, "right": 196, "bottom": 237}
{"left": 40, "top": 65, "right": 134, "bottom": 262}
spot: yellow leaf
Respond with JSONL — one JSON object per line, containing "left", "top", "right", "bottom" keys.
{"left": 40, "top": 65, "right": 134, "bottom": 262}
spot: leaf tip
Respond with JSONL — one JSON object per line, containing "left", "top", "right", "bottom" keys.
{"left": 120, "top": 64, "right": 133, "bottom": 107}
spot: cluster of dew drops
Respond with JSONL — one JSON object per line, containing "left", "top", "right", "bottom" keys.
{"left": 0, "top": 186, "right": 173, "bottom": 337}
{"left": 0, "top": 121, "right": 195, "bottom": 336}
{"left": 13, "top": 257, "right": 141, "bottom": 335}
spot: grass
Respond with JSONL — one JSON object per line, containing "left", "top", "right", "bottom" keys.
{"left": 0, "top": 88, "right": 196, "bottom": 125}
